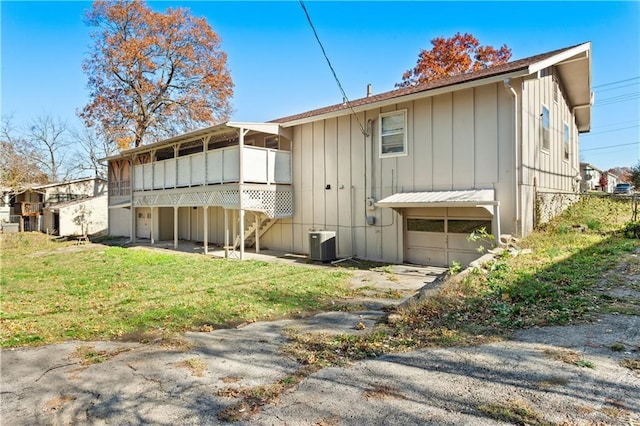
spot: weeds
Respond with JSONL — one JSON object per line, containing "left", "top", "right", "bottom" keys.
{"left": 478, "top": 399, "right": 554, "bottom": 426}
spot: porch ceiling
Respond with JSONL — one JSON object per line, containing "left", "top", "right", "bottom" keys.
{"left": 102, "top": 122, "right": 291, "bottom": 162}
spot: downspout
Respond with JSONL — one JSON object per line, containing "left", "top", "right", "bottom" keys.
{"left": 503, "top": 79, "right": 520, "bottom": 236}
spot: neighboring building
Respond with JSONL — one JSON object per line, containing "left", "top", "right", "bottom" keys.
{"left": 580, "top": 163, "right": 603, "bottom": 192}
{"left": 105, "top": 42, "right": 592, "bottom": 267}
{"left": 606, "top": 172, "right": 619, "bottom": 193}
{"left": 2, "top": 177, "right": 108, "bottom": 236}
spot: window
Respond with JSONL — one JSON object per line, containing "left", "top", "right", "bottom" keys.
{"left": 407, "top": 218, "right": 444, "bottom": 232}
{"left": 447, "top": 220, "right": 492, "bottom": 234}
{"left": 264, "top": 136, "right": 278, "bottom": 149}
{"left": 379, "top": 110, "right": 407, "bottom": 157}
{"left": 541, "top": 105, "right": 550, "bottom": 150}
{"left": 563, "top": 123, "right": 570, "bottom": 161}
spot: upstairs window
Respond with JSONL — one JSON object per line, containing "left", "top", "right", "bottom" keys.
{"left": 541, "top": 105, "right": 550, "bottom": 150}
{"left": 563, "top": 123, "right": 570, "bottom": 161}
{"left": 379, "top": 110, "right": 407, "bottom": 157}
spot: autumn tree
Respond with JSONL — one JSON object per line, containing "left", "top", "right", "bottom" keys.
{"left": 630, "top": 162, "right": 640, "bottom": 189}
{"left": 398, "top": 32, "right": 512, "bottom": 87}
{"left": 0, "top": 116, "right": 49, "bottom": 189}
{"left": 598, "top": 171, "right": 608, "bottom": 191}
{"left": 80, "top": 0, "right": 234, "bottom": 149}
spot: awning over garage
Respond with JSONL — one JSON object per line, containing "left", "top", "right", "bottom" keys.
{"left": 376, "top": 189, "right": 498, "bottom": 210}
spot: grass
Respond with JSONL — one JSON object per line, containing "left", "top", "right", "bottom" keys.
{"left": 0, "top": 233, "right": 351, "bottom": 347}
{"left": 282, "top": 196, "right": 640, "bottom": 367}
{"left": 478, "top": 399, "right": 555, "bottom": 426}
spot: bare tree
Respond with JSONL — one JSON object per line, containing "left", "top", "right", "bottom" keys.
{"left": 26, "top": 115, "right": 73, "bottom": 182}
{"left": 71, "top": 125, "right": 116, "bottom": 179}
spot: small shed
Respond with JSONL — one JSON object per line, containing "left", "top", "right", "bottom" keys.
{"left": 42, "top": 195, "right": 108, "bottom": 237}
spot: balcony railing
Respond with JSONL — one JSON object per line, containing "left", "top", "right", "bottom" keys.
{"left": 132, "top": 145, "right": 292, "bottom": 192}
{"left": 20, "top": 202, "right": 43, "bottom": 216}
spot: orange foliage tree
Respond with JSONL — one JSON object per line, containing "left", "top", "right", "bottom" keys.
{"left": 80, "top": 0, "right": 234, "bottom": 148}
{"left": 397, "top": 32, "right": 512, "bottom": 87}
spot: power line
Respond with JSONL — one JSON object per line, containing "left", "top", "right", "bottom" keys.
{"left": 581, "top": 142, "right": 639, "bottom": 152}
{"left": 592, "top": 76, "right": 640, "bottom": 89}
{"left": 298, "top": 1, "right": 368, "bottom": 136}
{"left": 581, "top": 124, "right": 640, "bottom": 136}
{"left": 595, "top": 82, "right": 639, "bottom": 93}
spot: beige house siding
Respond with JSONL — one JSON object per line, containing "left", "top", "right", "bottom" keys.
{"left": 259, "top": 83, "right": 517, "bottom": 263}
{"left": 519, "top": 68, "right": 581, "bottom": 234}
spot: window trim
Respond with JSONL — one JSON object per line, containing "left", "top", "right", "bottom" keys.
{"left": 379, "top": 109, "right": 408, "bottom": 158}
{"left": 563, "top": 122, "right": 570, "bottom": 162}
{"left": 541, "top": 104, "right": 550, "bottom": 152}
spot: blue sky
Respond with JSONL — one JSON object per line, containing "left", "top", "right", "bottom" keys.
{"left": 1, "top": 1, "right": 639, "bottom": 171}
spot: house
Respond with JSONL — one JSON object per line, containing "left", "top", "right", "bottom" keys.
{"left": 105, "top": 42, "right": 592, "bottom": 267}
{"left": 3, "top": 177, "right": 108, "bottom": 236}
{"left": 580, "top": 162, "right": 603, "bottom": 191}
{"left": 606, "top": 172, "right": 618, "bottom": 193}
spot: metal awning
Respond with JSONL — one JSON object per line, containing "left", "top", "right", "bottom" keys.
{"left": 376, "top": 189, "right": 497, "bottom": 211}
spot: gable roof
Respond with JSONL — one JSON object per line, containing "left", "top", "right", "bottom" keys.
{"left": 271, "top": 42, "right": 592, "bottom": 132}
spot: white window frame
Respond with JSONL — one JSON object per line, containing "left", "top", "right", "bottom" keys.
{"left": 541, "top": 104, "right": 550, "bottom": 151}
{"left": 379, "top": 110, "right": 408, "bottom": 158}
{"left": 563, "top": 122, "right": 570, "bottom": 161}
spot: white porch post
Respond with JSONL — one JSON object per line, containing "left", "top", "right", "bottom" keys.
{"left": 232, "top": 209, "right": 237, "bottom": 254}
{"left": 224, "top": 208, "right": 229, "bottom": 258}
{"left": 173, "top": 206, "right": 179, "bottom": 249}
{"left": 150, "top": 207, "right": 155, "bottom": 245}
{"left": 238, "top": 126, "right": 249, "bottom": 261}
{"left": 239, "top": 209, "right": 245, "bottom": 260}
{"left": 203, "top": 205, "right": 209, "bottom": 255}
{"left": 130, "top": 157, "right": 136, "bottom": 243}
{"left": 255, "top": 213, "right": 260, "bottom": 253}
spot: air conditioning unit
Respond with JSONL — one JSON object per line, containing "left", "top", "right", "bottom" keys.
{"left": 308, "top": 231, "right": 336, "bottom": 262}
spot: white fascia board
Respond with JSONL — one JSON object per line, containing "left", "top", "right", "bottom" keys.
{"left": 527, "top": 42, "right": 591, "bottom": 75}
{"left": 279, "top": 70, "right": 528, "bottom": 128}
{"left": 227, "top": 122, "right": 292, "bottom": 140}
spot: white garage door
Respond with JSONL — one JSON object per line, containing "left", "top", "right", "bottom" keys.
{"left": 405, "top": 207, "right": 492, "bottom": 267}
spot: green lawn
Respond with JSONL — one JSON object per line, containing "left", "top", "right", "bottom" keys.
{"left": 0, "top": 234, "right": 351, "bottom": 347}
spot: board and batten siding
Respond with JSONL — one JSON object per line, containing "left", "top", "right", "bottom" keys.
{"left": 259, "top": 82, "right": 517, "bottom": 263}
{"left": 519, "top": 68, "right": 581, "bottom": 234}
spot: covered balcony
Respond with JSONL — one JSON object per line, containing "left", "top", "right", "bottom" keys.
{"left": 105, "top": 122, "right": 294, "bottom": 259}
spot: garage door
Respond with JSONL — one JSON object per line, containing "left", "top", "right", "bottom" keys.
{"left": 405, "top": 207, "right": 492, "bottom": 267}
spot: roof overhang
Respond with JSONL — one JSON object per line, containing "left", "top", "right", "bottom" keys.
{"left": 377, "top": 190, "right": 498, "bottom": 214}
{"left": 529, "top": 42, "right": 592, "bottom": 132}
{"left": 278, "top": 70, "right": 529, "bottom": 128}
{"left": 102, "top": 121, "right": 292, "bottom": 162}
{"left": 278, "top": 43, "right": 592, "bottom": 132}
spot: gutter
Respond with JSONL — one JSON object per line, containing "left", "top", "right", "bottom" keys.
{"left": 503, "top": 78, "right": 520, "bottom": 235}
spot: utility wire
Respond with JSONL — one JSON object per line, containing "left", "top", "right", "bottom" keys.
{"left": 581, "top": 142, "right": 639, "bottom": 152}
{"left": 299, "top": 1, "right": 368, "bottom": 136}
{"left": 595, "top": 82, "right": 639, "bottom": 93}
{"left": 592, "top": 76, "right": 640, "bottom": 89}
{"left": 581, "top": 124, "right": 640, "bottom": 136}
